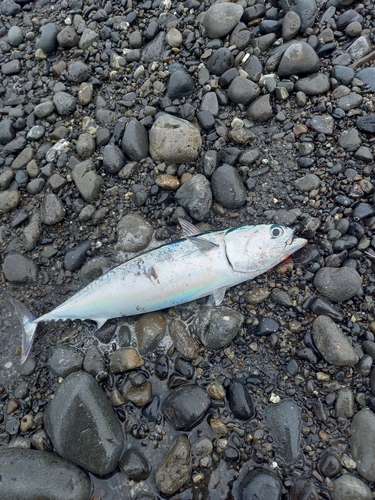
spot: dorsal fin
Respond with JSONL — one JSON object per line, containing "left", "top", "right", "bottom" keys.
{"left": 178, "top": 218, "right": 202, "bottom": 237}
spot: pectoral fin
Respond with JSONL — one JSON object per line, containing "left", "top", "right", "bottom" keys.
{"left": 187, "top": 236, "right": 219, "bottom": 252}
{"left": 207, "top": 286, "right": 227, "bottom": 306}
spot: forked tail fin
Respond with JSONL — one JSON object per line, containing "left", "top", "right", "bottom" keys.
{"left": 11, "top": 299, "right": 38, "bottom": 365}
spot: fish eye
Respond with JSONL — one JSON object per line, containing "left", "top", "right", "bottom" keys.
{"left": 270, "top": 225, "right": 284, "bottom": 238}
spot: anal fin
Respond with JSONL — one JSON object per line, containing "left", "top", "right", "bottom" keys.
{"left": 207, "top": 286, "right": 227, "bottom": 306}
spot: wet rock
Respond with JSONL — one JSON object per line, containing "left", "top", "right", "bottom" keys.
{"left": 109, "top": 348, "right": 143, "bottom": 373}
{"left": 120, "top": 448, "right": 150, "bottom": 481}
{"left": 71, "top": 160, "right": 103, "bottom": 203}
{"left": 3, "top": 253, "right": 38, "bottom": 284}
{"left": 319, "top": 452, "right": 342, "bottom": 478}
{"left": 278, "top": 42, "right": 319, "bottom": 77}
{"left": 265, "top": 399, "right": 301, "bottom": 465}
{"left": 203, "top": 3, "right": 244, "bottom": 39}
{"left": 227, "top": 380, "right": 254, "bottom": 420}
{"left": 311, "top": 297, "right": 343, "bottom": 322}
{"left": 162, "top": 385, "right": 211, "bottom": 430}
{"left": 312, "top": 315, "right": 359, "bottom": 366}
{"left": 122, "top": 119, "right": 149, "bottom": 161}
{"left": 247, "top": 94, "right": 273, "bottom": 122}
{"left": 350, "top": 408, "right": 375, "bottom": 482}
{"left": 135, "top": 312, "right": 166, "bottom": 355}
{"left": 0, "top": 189, "right": 21, "bottom": 215}
{"left": 149, "top": 115, "right": 201, "bottom": 164}
{"left": 37, "top": 23, "right": 59, "bottom": 54}
{"left": 83, "top": 347, "right": 107, "bottom": 380}
{"left": 290, "top": 478, "right": 319, "bottom": 500}
{"left": 234, "top": 467, "right": 282, "bottom": 500}
{"left": 53, "top": 91, "right": 76, "bottom": 116}
{"left": 117, "top": 213, "right": 153, "bottom": 252}
{"left": 211, "top": 164, "right": 247, "bottom": 209}
{"left": 195, "top": 305, "right": 244, "bottom": 349}
{"left": 314, "top": 267, "right": 361, "bottom": 302}
{"left": 331, "top": 474, "right": 373, "bottom": 500}
{"left": 40, "top": 193, "right": 65, "bottom": 225}
{"left": 169, "top": 320, "right": 199, "bottom": 359}
{"left": 44, "top": 371, "right": 124, "bottom": 475}
{"left": 48, "top": 346, "right": 83, "bottom": 378}
{"left": 175, "top": 174, "right": 212, "bottom": 221}
{"left": 0, "top": 449, "right": 91, "bottom": 500}
{"left": 155, "top": 435, "right": 191, "bottom": 495}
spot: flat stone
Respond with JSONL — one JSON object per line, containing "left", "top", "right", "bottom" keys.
{"left": 309, "top": 115, "right": 334, "bottom": 135}
{"left": 155, "top": 435, "right": 192, "bottom": 495}
{"left": 175, "top": 174, "right": 212, "bottom": 221}
{"left": 338, "top": 128, "right": 361, "bottom": 150}
{"left": 3, "top": 253, "right": 38, "bottom": 284}
{"left": 356, "top": 68, "right": 375, "bottom": 92}
{"left": 211, "top": 164, "right": 247, "bottom": 209}
{"left": 0, "top": 119, "right": 15, "bottom": 144}
{"left": 37, "top": 23, "right": 59, "bottom": 54}
{"left": 1, "top": 59, "right": 21, "bottom": 75}
{"left": 44, "top": 371, "right": 124, "bottom": 475}
{"left": 11, "top": 148, "right": 35, "bottom": 170}
{"left": 247, "top": 94, "right": 273, "bottom": 122}
{"left": 293, "top": 173, "right": 320, "bottom": 192}
{"left": 347, "top": 35, "right": 372, "bottom": 60}
{"left": 0, "top": 189, "right": 21, "bottom": 215}
{"left": 0, "top": 449, "right": 91, "bottom": 500}
{"left": 282, "top": 10, "right": 301, "bottom": 41}
{"left": 228, "top": 76, "right": 260, "bottom": 105}
{"left": 202, "top": 2, "right": 244, "bottom": 39}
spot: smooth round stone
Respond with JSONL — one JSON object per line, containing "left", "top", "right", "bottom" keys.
{"left": 169, "top": 320, "right": 199, "bottom": 360}
{"left": 166, "top": 68, "right": 195, "bottom": 100}
{"left": 1, "top": 0, "right": 22, "bottom": 15}
{"left": 282, "top": 10, "right": 301, "bottom": 41}
{"left": 195, "top": 305, "right": 244, "bottom": 349}
{"left": 117, "top": 213, "right": 153, "bottom": 252}
{"left": 40, "top": 193, "right": 65, "bottom": 225}
{"left": 200, "top": 91, "right": 219, "bottom": 116}
{"left": 311, "top": 297, "right": 343, "bottom": 322}
{"left": 53, "top": 91, "right": 77, "bottom": 116}
{"left": 247, "top": 94, "right": 273, "bottom": 122}
{"left": 34, "top": 101, "right": 54, "bottom": 118}
{"left": 64, "top": 241, "right": 90, "bottom": 271}
{"left": 3, "top": 253, "right": 38, "bottom": 284}
{"left": 8, "top": 25, "right": 23, "bottom": 46}
{"left": 242, "top": 4, "right": 266, "bottom": 23}
{"left": 109, "top": 348, "right": 143, "bottom": 373}
{"left": 312, "top": 315, "right": 359, "bottom": 366}
{"left": 196, "top": 110, "right": 215, "bottom": 130}
{"left": 1, "top": 59, "right": 22, "bottom": 75}
{"left": 211, "top": 164, "right": 247, "bottom": 209}
{"left": 57, "top": 26, "right": 79, "bottom": 48}
{"left": 48, "top": 346, "right": 83, "bottom": 378}
{"left": 38, "top": 23, "right": 59, "bottom": 54}
{"left": 356, "top": 68, "right": 375, "bottom": 92}
{"left": 155, "top": 435, "right": 191, "bottom": 496}
{"left": 351, "top": 408, "right": 375, "bottom": 481}
{"left": 254, "top": 317, "right": 279, "bottom": 336}
{"left": 290, "top": 478, "right": 319, "bottom": 500}
{"left": 293, "top": 174, "right": 320, "bottom": 192}
{"left": 76, "top": 133, "right": 95, "bottom": 159}
{"left": 120, "top": 448, "right": 150, "bottom": 480}
{"left": 331, "top": 65, "right": 355, "bottom": 86}
{"left": 71, "top": 160, "right": 103, "bottom": 203}
{"left": 0, "top": 119, "right": 15, "bottom": 144}
{"left": 278, "top": 42, "right": 319, "bottom": 77}
{"left": 319, "top": 453, "right": 342, "bottom": 477}
{"left": 337, "top": 9, "right": 363, "bottom": 30}
{"left": 135, "top": 312, "right": 166, "bottom": 355}
{"left": 332, "top": 474, "right": 373, "bottom": 500}
{"left": 27, "top": 178, "right": 46, "bottom": 195}
{"left": 235, "top": 468, "right": 282, "bottom": 500}
{"left": 67, "top": 61, "right": 91, "bottom": 83}
{"left": 353, "top": 202, "right": 375, "bottom": 220}
{"left": 102, "top": 144, "right": 124, "bottom": 174}
{"left": 175, "top": 174, "right": 212, "bottom": 221}
{"left": 335, "top": 387, "right": 355, "bottom": 418}
{"left": 280, "top": 0, "right": 317, "bottom": 32}
{"left": 228, "top": 76, "right": 260, "bottom": 105}
{"left": 314, "top": 267, "right": 361, "bottom": 302}
{"left": 227, "top": 380, "right": 254, "bottom": 420}
{"left": 162, "top": 385, "right": 211, "bottom": 430}
{"left": 202, "top": 2, "right": 244, "bottom": 39}
{"left": 27, "top": 125, "right": 46, "bottom": 140}
{"left": 122, "top": 119, "right": 149, "bottom": 161}
{"left": 206, "top": 48, "right": 234, "bottom": 76}
{"left": 294, "top": 73, "right": 330, "bottom": 95}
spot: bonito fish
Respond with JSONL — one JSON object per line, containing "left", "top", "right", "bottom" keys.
{"left": 11, "top": 219, "right": 307, "bottom": 364}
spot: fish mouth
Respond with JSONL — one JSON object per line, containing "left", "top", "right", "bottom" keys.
{"left": 284, "top": 230, "right": 307, "bottom": 254}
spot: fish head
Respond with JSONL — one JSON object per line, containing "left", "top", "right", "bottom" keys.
{"left": 224, "top": 224, "right": 307, "bottom": 274}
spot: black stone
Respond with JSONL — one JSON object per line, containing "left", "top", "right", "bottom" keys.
{"left": 196, "top": 110, "right": 215, "bottom": 130}
{"left": 119, "top": 448, "right": 150, "bottom": 481}
{"left": 64, "top": 241, "right": 90, "bottom": 271}
{"left": 227, "top": 380, "right": 255, "bottom": 420}
{"left": 353, "top": 202, "right": 375, "bottom": 220}
{"left": 162, "top": 385, "right": 211, "bottom": 430}
{"left": 206, "top": 48, "right": 234, "bottom": 76}
{"left": 311, "top": 298, "right": 344, "bottom": 322}
{"left": 254, "top": 317, "right": 279, "bottom": 336}
{"left": 166, "top": 68, "right": 195, "bottom": 100}
{"left": 356, "top": 115, "right": 375, "bottom": 134}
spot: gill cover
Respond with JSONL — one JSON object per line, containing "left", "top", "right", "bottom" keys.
{"left": 224, "top": 224, "right": 290, "bottom": 273}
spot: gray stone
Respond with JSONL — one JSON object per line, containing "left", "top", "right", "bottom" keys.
{"left": 242, "top": 55, "right": 263, "bottom": 80}
{"left": 331, "top": 65, "right": 355, "bottom": 86}
{"left": 3, "top": 253, "right": 38, "bottom": 284}
{"left": 338, "top": 128, "right": 361, "bottom": 150}
{"left": 195, "top": 306, "right": 244, "bottom": 349}
{"left": 175, "top": 174, "right": 212, "bottom": 221}
{"left": 332, "top": 475, "right": 373, "bottom": 500}
{"left": 150, "top": 114, "right": 201, "bottom": 164}
{"left": 53, "top": 91, "right": 77, "bottom": 116}
{"left": 280, "top": 0, "right": 317, "bottom": 33}
{"left": 71, "top": 160, "right": 103, "bottom": 203}
{"left": 202, "top": 2, "right": 244, "bottom": 39}
{"left": 37, "top": 23, "right": 59, "bottom": 54}
{"left": 166, "top": 68, "right": 195, "bottom": 100}
{"left": 135, "top": 312, "right": 166, "bottom": 355}
{"left": 278, "top": 42, "right": 319, "bottom": 77}
{"left": 46, "top": 139, "right": 71, "bottom": 163}
{"left": 282, "top": 10, "right": 301, "bottom": 41}
{"left": 27, "top": 125, "right": 45, "bottom": 140}
{"left": 200, "top": 92, "right": 219, "bottom": 116}
{"left": 169, "top": 320, "right": 200, "bottom": 360}
{"left": 347, "top": 35, "right": 372, "bottom": 60}
{"left": 44, "top": 371, "right": 124, "bottom": 475}
{"left": 23, "top": 214, "right": 42, "bottom": 251}
{"left": 34, "top": 101, "right": 54, "bottom": 118}
{"left": 228, "top": 76, "right": 260, "bottom": 105}
{"left": 312, "top": 315, "right": 359, "bottom": 366}
{"left": 8, "top": 25, "right": 23, "bottom": 46}
{"left": 0, "top": 119, "right": 15, "bottom": 144}
{"left": 117, "top": 213, "right": 153, "bottom": 252}
{"left": 57, "top": 26, "right": 79, "bottom": 48}
{"left": 206, "top": 48, "right": 234, "bottom": 76}
{"left": 103, "top": 144, "right": 125, "bottom": 173}
{"left": 294, "top": 73, "right": 330, "bottom": 95}
{"left": 1, "top": 0, "right": 21, "bottom": 15}
{"left": 155, "top": 435, "right": 192, "bottom": 495}
{"left": 48, "top": 346, "right": 84, "bottom": 378}
{"left": 314, "top": 267, "right": 361, "bottom": 302}
{"left": 119, "top": 448, "right": 150, "bottom": 481}
{"left": 76, "top": 133, "right": 96, "bottom": 159}
{"left": 335, "top": 387, "right": 355, "bottom": 418}
{"left": 356, "top": 68, "right": 375, "bottom": 92}
{"left": 78, "top": 28, "right": 99, "bottom": 50}
{"left": 122, "top": 119, "right": 149, "bottom": 161}
{"left": 337, "top": 93, "right": 362, "bottom": 111}
{"left": 247, "top": 94, "right": 273, "bottom": 122}
{"left": 355, "top": 146, "right": 373, "bottom": 162}
{"left": 293, "top": 173, "right": 320, "bottom": 192}
{"left": 211, "top": 164, "right": 247, "bottom": 209}
{"left": 1, "top": 60, "right": 21, "bottom": 75}
{"left": 67, "top": 61, "right": 92, "bottom": 84}
{"left": 0, "top": 189, "right": 21, "bottom": 215}
{"left": 351, "top": 408, "right": 375, "bottom": 481}
{"left": 143, "top": 32, "right": 165, "bottom": 63}
{"left": 0, "top": 449, "right": 91, "bottom": 500}
{"left": 310, "top": 115, "right": 334, "bottom": 135}
{"left": 12, "top": 148, "right": 35, "bottom": 170}
{"left": 40, "top": 193, "right": 65, "bottom": 225}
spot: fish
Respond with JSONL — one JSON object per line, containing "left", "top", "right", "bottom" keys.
{"left": 11, "top": 219, "right": 307, "bottom": 364}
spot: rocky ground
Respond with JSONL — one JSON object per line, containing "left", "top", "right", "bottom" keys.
{"left": 1, "top": 0, "right": 375, "bottom": 498}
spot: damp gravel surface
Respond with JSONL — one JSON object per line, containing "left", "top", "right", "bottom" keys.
{"left": 1, "top": 0, "right": 375, "bottom": 499}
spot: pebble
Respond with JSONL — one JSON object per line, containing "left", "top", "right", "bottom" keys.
{"left": 0, "top": 189, "right": 21, "bottom": 215}
{"left": 71, "top": 160, "right": 103, "bottom": 203}
{"left": 135, "top": 312, "right": 166, "bottom": 355}
{"left": 313, "top": 267, "right": 361, "bottom": 302}
{"left": 162, "top": 385, "right": 211, "bottom": 430}
{"left": 48, "top": 346, "right": 83, "bottom": 378}
{"left": 247, "top": 94, "right": 274, "bottom": 122}
{"left": 37, "top": 23, "right": 59, "bottom": 54}
{"left": 53, "top": 91, "right": 77, "bottom": 116}
{"left": 202, "top": 3, "right": 244, "bottom": 39}
{"left": 122, "top": 119, "right": 149, "bottom": 161}
{"left": 102, "top": 144, "right": 125, "bottom": 174}
{"left": 120, "top": 448, "right": 150, "bottom": 481}
{"left": 117, "top": 213, "right": 153, "bottom": 252}
{"left": 155, "top": 435, "right": 191, "bottom": 495}
{"left": 195, "top": 305, "right": 244, "bottom": 349}
{"left": 175, "top": 174, "right": 212, "bottom": 221}
{"left": 227, "top": 380, "right": 254, "bottom": 420}
{"left": 278, "top": 42, "right": 319, "bottom": 78}
{"left": 331, "top": 474, "right": 373, "bottom": 500}
{"left": 40, "top": 193, "right": 65, "bottom": 225}
{"left": 312, "top": 315, "right": 359, "bottom": 366}
{"left": 211, "top": 164, "right": 247, "bottom": 209}
{"left": 169, "top": 319, "right": 199, "bottom": 359}
{"left": 44, "top": 371, "right": 124, "bottom": 475}
{"left": 228, "top": 77, "right": 260, "bottom": 105}
{"left": 3, "top": 253, "right": 38, "bottom": 284}
{"left": 233, "top": 467, "right": 282, "bottom": 500}
{"left": 109, "top": 348, "right": 143, "bottom": 373}
{"left": 350, "top": 408, "right": 375, "bottom": 482}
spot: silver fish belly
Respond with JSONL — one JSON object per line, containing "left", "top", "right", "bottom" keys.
{"left": 11, "top": 219, "right": 307, "bottom": 364}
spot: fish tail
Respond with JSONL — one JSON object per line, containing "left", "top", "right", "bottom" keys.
{"left": 10, "top": 299, "right": 38, "bottom": 365}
